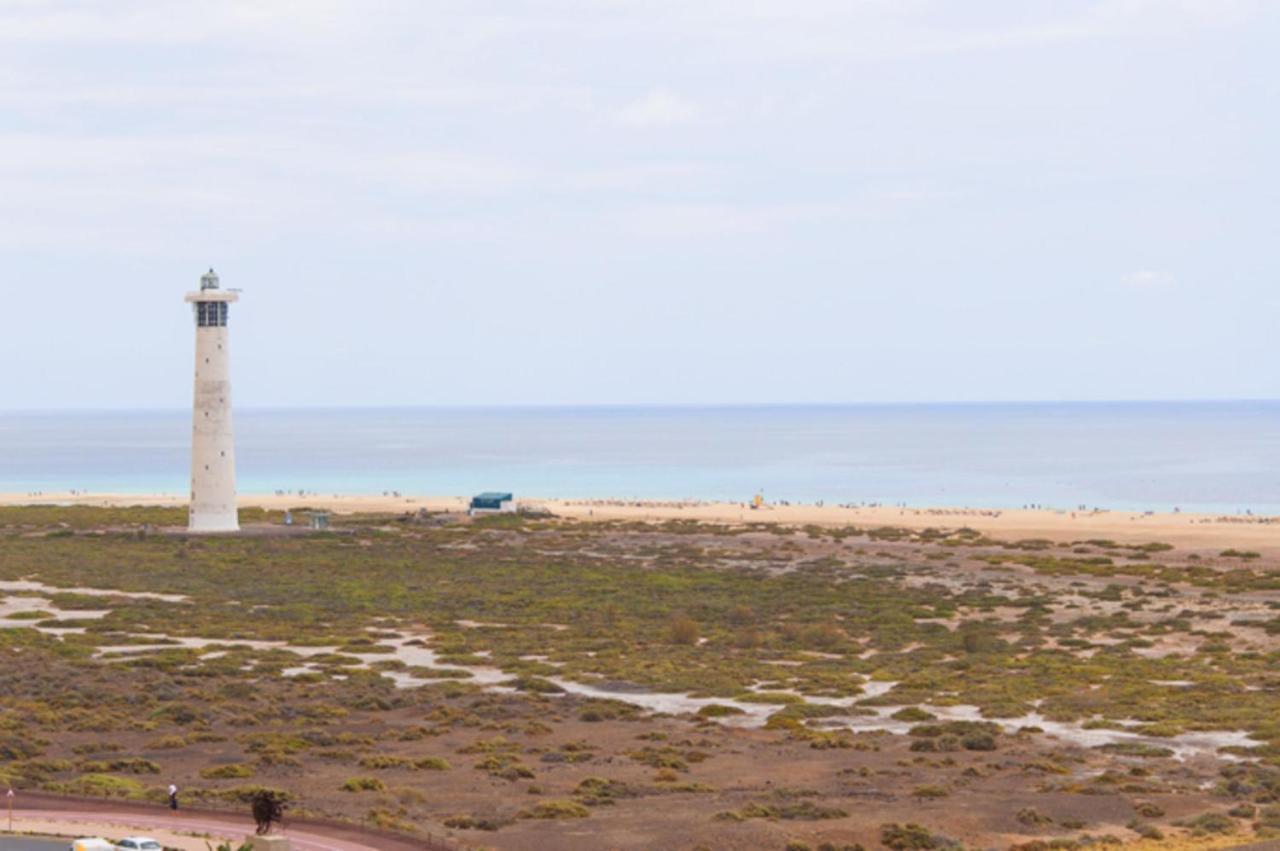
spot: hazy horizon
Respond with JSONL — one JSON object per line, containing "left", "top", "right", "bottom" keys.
{"left": 3, "top": 398, "right": 1279, "bottom": 415}
{"left": 3, "top": 1, "right": 1277, "bottom": 410}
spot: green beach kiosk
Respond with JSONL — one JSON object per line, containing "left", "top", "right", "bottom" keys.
{"left": 469, "top": 492, "right": 515, "bottom": 515}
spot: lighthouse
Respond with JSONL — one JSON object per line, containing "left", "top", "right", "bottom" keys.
{"left": 184, "top": 269, "right": 240, "bottom": 532}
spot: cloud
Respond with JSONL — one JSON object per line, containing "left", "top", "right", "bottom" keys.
{"left": 1121, "top": 270, "right": 1174, "bottom": 288}
{"left": 613, "top": 90, "right": 701, "bottom": 128}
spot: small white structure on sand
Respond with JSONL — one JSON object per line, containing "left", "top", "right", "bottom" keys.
{"left": 184, "top": 269, "right": 240, "bottom": 532}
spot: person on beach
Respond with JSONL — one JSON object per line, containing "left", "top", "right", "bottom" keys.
{"left": 168, "top": 783, "right": 179, "bottom": 810}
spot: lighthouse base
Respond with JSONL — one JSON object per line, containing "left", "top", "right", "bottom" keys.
{"left": 188, "top": 512, "right": 241, "bottom": 534}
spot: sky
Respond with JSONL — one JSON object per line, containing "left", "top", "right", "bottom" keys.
{"left": 1, "top": 0, "right": 1277, "bottom": 410}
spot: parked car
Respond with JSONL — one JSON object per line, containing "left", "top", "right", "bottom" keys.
{"left": 69, "top": 840, "right": 114, "bottom": 851}
{"left": 114, "top": 839, "right": 162, "bottom": 851}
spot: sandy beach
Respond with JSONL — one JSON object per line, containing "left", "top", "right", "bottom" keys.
{"left": 3, "top": 491, "right": 1278, "bottom": 552}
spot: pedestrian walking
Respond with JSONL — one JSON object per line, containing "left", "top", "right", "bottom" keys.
{"left": 168, "top": 783, "right": 179, "bottom": 811}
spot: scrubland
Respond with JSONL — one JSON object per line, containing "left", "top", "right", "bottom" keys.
{"left": 0, "top": 506, "right": 1277, "bottom": 850}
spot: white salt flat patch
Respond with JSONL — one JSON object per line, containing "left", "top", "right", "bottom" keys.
{"left": 0, "top": 579, "right": 189, "bottom": 603}
{"left": 0, "top": 595, "right": 111, "bottom": 635}
{"left": 0, "top": 596, "right": 109, "bottom": 621}
{"left": 95, "top": 636, "right": 342, "bottom": 658}
{"left": 542, "top": 678, "right": 777, "bottom": 727}
{"left": 817, "top": 702, "right": 1254, "bottom": 761}
{"left": 67, "top": 625, "right": 1261, "bottom": 763}
{"left": 345, "top": 635, "right": 510, "bottom": 686}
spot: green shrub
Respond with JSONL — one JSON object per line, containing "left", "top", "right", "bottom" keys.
{"left": 574, "top": 776, "right": 635, "bottom": 805}
{"left": 1178, "top": 812, "right": 1235, "bottom": 835}
{"left": 203, "top": 785, "right": 291, "bottom": 805}
{"left": 961, "top": 732, "right": 997, "bottom": 751}
{"left": 443, "top": 814, "right": 512, "bottom": 831}
{"left": 53, "top": 773, "right": 146, "bottom": 799}
{"left": 508, "top": 676, "right": 565, "bottom": 694}
{"left": 358, "top": 755, "right": 412, "bottom": 770}
{"left": 77, "top": 758, "right": 160, "bottom": 775}
{"left": 891, "top": 707, "right": 935, "bottom": 722}
{"left": 720, "top": 800, "right": 848, "bottom": 821}
{"left": 697, "top": 704, "right": 746, "bottom": 718}
{"left": 473, "top": 754, "right": 534, "bottom": 780}
{"left": 1126, "top": 820, "right": 1162, "bottom": 840}
{"left": 200, "top": 763, "right": 255, "bottom": 780}
{"left": 912, "top": 785, "right": 949, "bottom": 799}
{"left": 880, "top": 823, "right": 939, "bottom": 850}
{"left": 668, "top": 614, "right": 701, "bottom": 645}
{"left": 519, "top": 799, "right": 590, "bottom": 819}
{"left": 341, "top": 776, "right": 386, "bottom": 793}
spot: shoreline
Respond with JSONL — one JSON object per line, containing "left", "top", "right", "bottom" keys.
{"left": 2, "top": 491, "right": 1279, "bottom": 551}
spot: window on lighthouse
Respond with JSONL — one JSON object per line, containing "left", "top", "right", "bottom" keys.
{"left": 196, "top": 302, "right": 229, "bottom": 327}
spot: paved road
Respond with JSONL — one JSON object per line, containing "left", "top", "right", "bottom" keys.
{"left": 9, "top": 810, "right": 382, "bottom": 851}
{"left": 0, "top": 839, "right": 66, "bottom": 850}
{"left": 7, "top": 804, "right": 438, "bottom": 851}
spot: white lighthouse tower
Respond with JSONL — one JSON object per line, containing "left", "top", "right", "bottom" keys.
{"left": 184, "top": 269, "right": 240, "bottom": 532}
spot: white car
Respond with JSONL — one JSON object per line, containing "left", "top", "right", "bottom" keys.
{"left": 114, "top": 839, "right": 163, "bottom": 851}
{"left": 69, "top": 840, "right": 114, "bottom": 851}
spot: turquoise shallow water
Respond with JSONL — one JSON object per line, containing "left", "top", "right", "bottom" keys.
{"left": 0, "top": 403, "right": 1276, "bottom": 514}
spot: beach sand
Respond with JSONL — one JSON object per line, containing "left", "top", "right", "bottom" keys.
{"left": 2, "top": 491, "right": 1278, "bottom": 551}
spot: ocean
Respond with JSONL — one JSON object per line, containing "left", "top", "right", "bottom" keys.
{"left": 0, "top": 402, "right": 1276, "bottom": 514}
